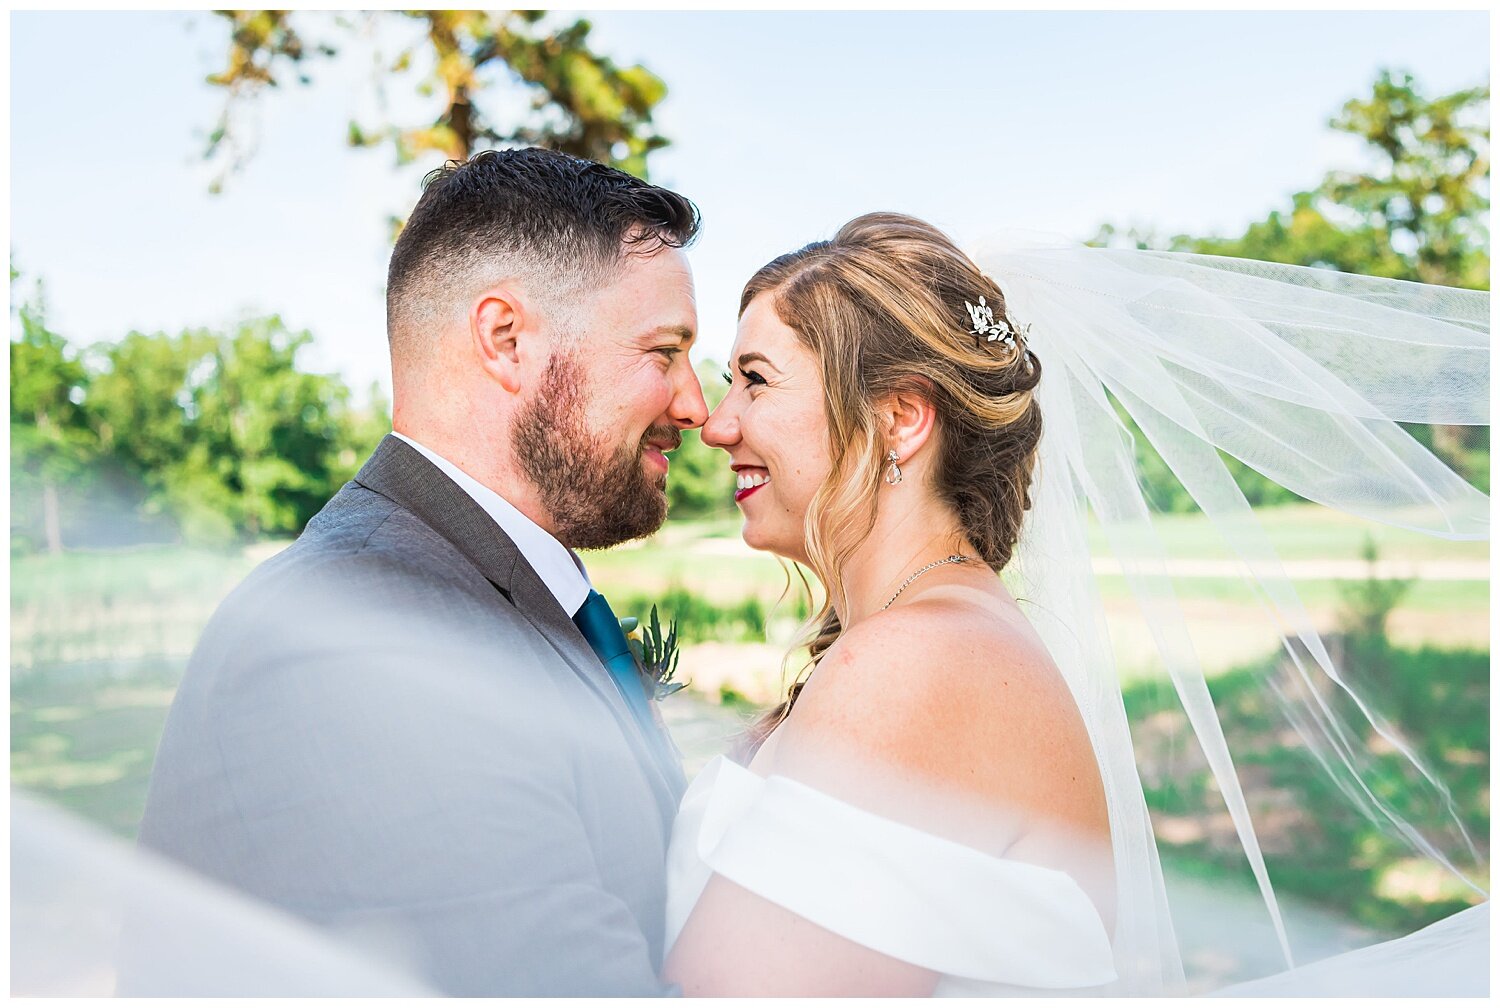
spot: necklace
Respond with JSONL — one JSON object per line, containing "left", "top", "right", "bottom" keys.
{"left": 880, "top": 554, "right": 973, "bottom": 611}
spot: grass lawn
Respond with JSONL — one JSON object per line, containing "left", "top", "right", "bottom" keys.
{"left": 11, "top": 501, "right": 1488, "bottom": 933}
{"left": 11, "top": 663, "right": 180, "bottom": 839}
{"left": 1084, "top": 503, "right": 1489, "bottom": 564}
{"left": 1126, "top": 641, "right": 1489, "bottom": 935}
{"left": 10, "top": 544, "right": 260, "bottom": 609}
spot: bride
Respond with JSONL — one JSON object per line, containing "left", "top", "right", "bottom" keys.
{"left": 660, "top": 213, "right": 1488, "bottom": 996}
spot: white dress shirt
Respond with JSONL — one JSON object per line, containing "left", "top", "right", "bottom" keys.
{"left": 391, "top": 432, "right": 593, "bottom": 617}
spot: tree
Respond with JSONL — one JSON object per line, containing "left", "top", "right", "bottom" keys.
{"left": 170, "top": 319, "right": 354, "bottom": 541}
{"left": 1093, "top": 70, "right": 1490, "bottom": 505}
{"left": 85, "top": 319, "right": 381, "bottom": 546}
{"left": 86, "top": 328, "right": 216, "bottom": 502}
{"left": 1322, "top": 70, "right": 1489, "bottom": 289}
{"left": 1096, "top": 71, "right": 1489, "bottom": 289}
{"left": 10, "top": 274, "right": 96, "bottom": 553}
{"left": 665, "top": 359, "right": 736, "bottom": 521}
{"left": 204, "top": 10, "right": 672, "bottom": 194}
{"left": 335, "top": 381, "right": 394, "bottom": 483}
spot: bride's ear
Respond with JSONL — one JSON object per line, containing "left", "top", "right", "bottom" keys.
{"left": 880, "top": 385, "right": 938, "bottom": 463}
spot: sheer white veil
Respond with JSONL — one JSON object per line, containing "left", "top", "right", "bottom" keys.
{"left": 980, "top": 232, "right": 1488, "bottom": 993}
{"left": 12, "top": 790, "right": 436, "bottom": 996}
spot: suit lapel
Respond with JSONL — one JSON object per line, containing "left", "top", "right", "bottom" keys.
{"left": 353, "top": 435, "right": 684, "bottom": 815}
{"left": 509, "top": 560, "right": 687, "bottom": 797}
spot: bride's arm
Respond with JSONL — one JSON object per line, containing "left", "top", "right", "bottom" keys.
{"left": 662, "top": 599, "right": 1109, "bottom": 996}
{"left": 662, "top": 874, "right": 939, "bottom": 996}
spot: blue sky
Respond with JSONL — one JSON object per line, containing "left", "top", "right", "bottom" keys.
{"left": 10, "top": 11, "right": 1490, "bottom": 398}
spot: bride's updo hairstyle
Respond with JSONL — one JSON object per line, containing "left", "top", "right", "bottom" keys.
{"left": 744, "top": 212, "right": 1043, "bottom": 750}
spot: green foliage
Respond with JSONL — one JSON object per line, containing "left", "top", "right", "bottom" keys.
{"left": 666, "top": 425, "right": 734, "bottom": 519}
{"left": 1127, "top": 540, "right": 1485, "bottom": 933}
{"left": 83, "top": 318, "right": 376, "bottom": 545}
{"left": 176, "top": 320, "right": 352, "bottom": 540}
{"left": 9, "top": 286, "right": 388, "bottom": 552}
{"left": 666, "top": 359, "right": 736, "bottom": 520}
{"left": 1335, "top": 535, "right": 1415, "bottom": 681}
{"left": 1128, "top": 641, "right": 1488, "bottom": 934}
{"left": 639, "top": 605, "right": 687, "bottom": 699}
{"left": 205, "top": 10, "right": 673, "bottom": 190}
{"left": 1322, "top": 70, "right": 1490, "bottom": 289}
{"left": 610, "top": 582, "right": 785, "bottom": 645}
{"left": 717, "top": 683, "right": 755, "bottom": 712}
{"left": 10, "top": 277, "right": 98, "bottom": 553}
{"left": 1171, "top": 191, "right": 1416, "bottom": 280}
{"left": 1109, "top": 394, "right": 1305, "bottom": 515}
{"left": 1093, "top": 70, "right": 1490, "bottom": 507}
{"left": 1097, "top": 70, "right": 1489, "bottom": 288}
{"left": 11, "top": 281, "right": 89, "bottom": 443}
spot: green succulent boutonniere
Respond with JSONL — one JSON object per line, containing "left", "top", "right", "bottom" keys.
{"left": 622, "top": 605, "right": 688, "bottom": 700}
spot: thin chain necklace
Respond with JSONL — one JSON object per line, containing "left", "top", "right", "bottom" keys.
{"left": 880, "top": 554, "right": 973, "bottom": 611}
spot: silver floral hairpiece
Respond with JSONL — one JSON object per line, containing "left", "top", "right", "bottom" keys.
{"left": 964, "top": 295, "right": 1029, "bottom": 349}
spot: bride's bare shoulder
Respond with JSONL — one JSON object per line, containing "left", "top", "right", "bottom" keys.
{"left": 784, "top": 592, "right": 1099, "bottom": 817}
{"left": 796, "top": 593, "right": 1068, "bottom": 738}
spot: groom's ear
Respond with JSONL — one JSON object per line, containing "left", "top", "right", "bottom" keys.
{"left": 881, "top": 384, "right": 938, "bottom": 461}
{"left": 470, "top": 287, "right": 527, "bottom": 394}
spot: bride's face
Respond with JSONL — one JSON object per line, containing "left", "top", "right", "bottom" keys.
{"left": 702, "top": 293, "right": 831, "bottom": 563}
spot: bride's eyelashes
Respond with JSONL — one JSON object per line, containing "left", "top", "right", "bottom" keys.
{"left": 721, "top": 368, "right": 770, "bottom": 389}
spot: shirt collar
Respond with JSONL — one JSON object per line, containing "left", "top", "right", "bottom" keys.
{"left": 391, "top": 432, "right": 592, "bottom": 616}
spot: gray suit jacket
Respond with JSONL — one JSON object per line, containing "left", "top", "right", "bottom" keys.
{"left": 137, "top": 435, "right": 686, "bottom": 995}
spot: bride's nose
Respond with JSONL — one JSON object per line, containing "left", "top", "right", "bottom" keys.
{"left": 701, "top": 396, "right": 739, "bottom": 450}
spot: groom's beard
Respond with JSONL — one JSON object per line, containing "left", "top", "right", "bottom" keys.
{"left": 513, "top": 352, "right": 678, "bottom": 550}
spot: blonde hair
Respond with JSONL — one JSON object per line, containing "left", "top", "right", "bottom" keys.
{"left": 740, "top": 213, "right": 1043, "bottom": 755}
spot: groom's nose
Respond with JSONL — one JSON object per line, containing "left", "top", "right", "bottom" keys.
{"left": 669, "top": 362, "right": 709, "bottom": 430}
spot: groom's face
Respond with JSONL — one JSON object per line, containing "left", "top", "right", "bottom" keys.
{"left": 514, "top": 247, "right": 706, "bottom": 549}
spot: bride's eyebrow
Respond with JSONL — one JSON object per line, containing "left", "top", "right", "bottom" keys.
{"left": 736, "top": 351, "right": 779, "bottom": 373}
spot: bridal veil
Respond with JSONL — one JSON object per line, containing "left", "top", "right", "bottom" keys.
{"left": 981, "top": 233, "right": 1488, "bottom": 992}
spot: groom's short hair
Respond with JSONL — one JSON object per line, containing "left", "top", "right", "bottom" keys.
{"left": 386, "top": 147, "right": 700, "bottom": 350}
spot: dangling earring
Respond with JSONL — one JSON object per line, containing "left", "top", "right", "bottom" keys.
{"left": 884, "top": 450, "right": 903, "bottom": 486}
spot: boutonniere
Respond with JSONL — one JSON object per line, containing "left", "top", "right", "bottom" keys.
{"left": 623, "top": 605, "right": 688, "bottom": 700}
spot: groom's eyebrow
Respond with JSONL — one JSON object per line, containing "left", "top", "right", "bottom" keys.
{"left": 642, "top": 324, "right": 695, "bottom": 347}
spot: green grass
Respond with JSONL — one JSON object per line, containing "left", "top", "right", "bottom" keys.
{"left": 584, "top": 507, "right": 1486, "bottom": 622}
{"left": 1086, "top": 503, "right": 1488, "bottom": 565}
{"left": 1126, "top": 640, "right": 1489, "bottom": 934}
{"left": 10, "top": 543, "right": 258, "bottom": 609}
{"left": 585, "top": 547, "right": 793, "bottom": 604}
{"left": 1092, "top": 573, "right": 1486, "bottom": 610}
{"left": 11, "top": 662, "right": 180, "bottom": 839}
{"left": 11, "top": 545, "right": 262, "bottom": 670}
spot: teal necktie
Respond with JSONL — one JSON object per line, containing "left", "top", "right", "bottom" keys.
{"left": 572, "top": 590, "right": 654, "bottom": 730}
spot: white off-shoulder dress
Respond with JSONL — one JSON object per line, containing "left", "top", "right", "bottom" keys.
{"left": 664, "top": 755, "right": 1119, "bottom": 996}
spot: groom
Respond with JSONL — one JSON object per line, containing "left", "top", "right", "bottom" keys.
{"left": 137, "top": 149, "right": 708, "bottom": 995}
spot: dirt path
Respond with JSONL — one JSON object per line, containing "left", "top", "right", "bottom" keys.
{"left": 689, "top": 536, "right": 1488, "bottom": 581}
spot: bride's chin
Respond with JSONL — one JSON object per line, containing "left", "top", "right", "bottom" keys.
{"left": 740, "top": 523, "right": 806, "bottom": 565}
